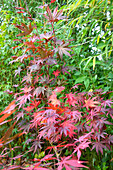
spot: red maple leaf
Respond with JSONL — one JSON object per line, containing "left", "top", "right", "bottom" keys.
{"left": 57, "top": 156, "right": 88, "bottom": 170}
{"left": 10, "top": 54, "right": 30, "bottom": 63}
{"left": 16, "top": 94, "right": 32, "bottom": 108}
{"left": 51, "top": 0, "right": 56, "bottom": 3}
{"left": 23, "top": 106, "right": 34, "bottom": 112}
{"left": 33, "top": 154, "right": 56, "bottom": 169}
{"left": 21, "top": 86, "right": 32, "bottom": 93}
{"left": 53, "top": 70, "right": 60, "bottom": 77}
{"left": 40, "top": 32, "right": 53, "bottom": 42}
{"left": 49, "top": 92, "right": 60, "bottom": 106}
{"left": 73, "top": 140, "right": 91, "bottom": 160}
{"left": 34, "top": 73, "right": 44, "bottom": 84}
{"left": 22, "top": 73, "right": 32, "bottom": 83}
{"left": 65, "top": 93, "right": 78, "bottom": 106}
{"left": 59, "top": 120, "right": 76, "bottom": 138}
{"left": 14, "top": 67, "right": 22, "bottom": 77}
{"left": 53, "top": 86, "right": 65, "bottom": 93}
{"left": 24, "top": 41, "right": 36, "bottom": 53}
{"left": 84, "top": 97, "right": 99, "bottom": 110}
{"left": 24, "top": 100, "right": 41, "bottom": 112}
{"left": 44, "top": 6, "right": 64, "bottom": 23}
{"left": 55, "top": 41, "right": 72, "bottom": 58}
{"left": 33, "top": 87, "right": 46, "bottom": 97}
{"left": 13, "top": 23, "right": 33, "bottom": 36}
{"left": 92, "top": 141, "right": 108, "bottom": 154}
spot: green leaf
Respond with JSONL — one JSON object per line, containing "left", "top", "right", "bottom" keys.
{"left": 112, "top": 33, "right": 113, "bottom": 46}
{"left": 97, "top": 35, "right": 100, "bottom": 44}
{"left": 81, "top": 56, "right": 93, "bottom": 70}
{"left": 75, "top": 76, "right": 86, "bottom": 84}
{"left": 81, "top": 27, "right": 88, "bottom": 40}
{"left": 93, "top": 56, "right": 96, "bottom": 70}
{"left": 83, "top": 7, "right": 95, "bottom": 23}
{"left": 105, "top": 44, "right": 108, "bottom": 58}
{"left": 74, "top": 71, "right": 81, "bottom": 75}
{"left": 108, "top": 72, "right": 113, "bottom": 79}
{"left": 97, "top": 42, "right": 106, "bottom": 49}
{"left": 84, "top": 79, "right": 89, "bottom": 89}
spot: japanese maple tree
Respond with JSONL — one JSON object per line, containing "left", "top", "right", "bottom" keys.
{"left": 0, "top": 2, "right": 113, "bottom": 170}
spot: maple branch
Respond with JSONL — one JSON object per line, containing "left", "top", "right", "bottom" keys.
{"left": 51, "top": 22, "right": 56, "bottom": 48}
{"left": 50, "top": 141, "right": 60, "bottom": 163}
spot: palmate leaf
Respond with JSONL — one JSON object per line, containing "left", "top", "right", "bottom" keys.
{"left": 92, "top": 141, "right": 108, "bottom": 154}
{"left": 39, "top": 123, "right": 57, "bottom": 140}
{"left": 23, "top": 100, "right": 41, "bottom": 112}
{"left": 102, "top": 99, "right": 113, "bottom": 108}
{"left": 14, "top": 111, "right": 24, "bottom": 121}
{"left": 22, "top": 73, "right": 32, "bottom": 83}
{"left": 84, "top": 97, "right": 99, "bottom": 110}
{"left": 38, "top": 154, "right": 55, "bottom": 162}
{"left": 32, "top": 154, "right": 56, "bottom": 169}
{"left": 40, "top": 32, "right": 53, "bottom": 42}
{"left": 30, "top": 155, "right": 56, "bottom": 169}
{"left": 46, "top": 141, "right": 66, "bottom": 151}
{"left": 16, "top": 94, "right": 32, "bottom": 108}
{"left": 9, "top": 54, "right": 31, "bottom": 64}
{"left": 73, "top": 140, "right": 91, "bottom": 160}
{"left": 70, "top": 111, "right": 81, "bottom": 121}
{"left": 59, "top": 120, "right": 76, "bottom": 138}
{"left": 39, "top": 75, "right": 49, "bottom": 84}
{"left": 95, "top": 132, "right": 107, "bottom": 141}
{"left": 49, "top": 92, "right": 60, "bottom": 106}
{"left": 55, "top": 41, "right": 72, "bottom": 58}
{"left": 96, "top": 117, "right": 113, "bottom": 129}
{"left": 21, "top": 86, "right": 32, "bottom": 93}
{"left": 33, "top": 87, "right": 46, "bottom": 97}
{"left": 31, "top": 139, "right": 43, "bottom": 154}
{"left": 13, "top": 23, "right": 33, "bottom": 36}
{"left": 57, "top": 156, "right": 88, "bottom": 170}
{"left": 44, "top": 6, "right": 64, "bottom": 23}
{"left": 53, "top": 86, "right": 65, "bottom": 93}
{"left": 107, "top": 135, "right": 113, "bottom": 144}
{"left": 78, "top": 132, "right": 93, "bottom": 143}
{"left": 65, "top": 93, "right": 78, "bottom": 106}
{"left": 53, "top": 70, "right": 60, "bottom": 77}
{"left": 29, "top": 64, "right": 40, "bottom": 73}
{"left": 14, "top": 67, "right": 22, "bottom": 77}
{"left": 24, "top": 41, "right": 37, "bottom": 53}
{"left": 23, "top": 106, "right": 34, "bottom": 112}
{"left": 61, "top": 64, "right": 71, "bottom": 75}
{"left": 33, "top": 72, "right": 43, "bottom": 83}
{"left": 38, "top": 48, "right": 53, "bottom": 59}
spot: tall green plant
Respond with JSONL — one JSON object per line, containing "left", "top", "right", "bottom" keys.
{"left": 59, "top": 0, "right": 113, "bottom": 91}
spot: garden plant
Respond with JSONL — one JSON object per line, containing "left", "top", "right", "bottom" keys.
{"left": 0, "top": 0, "right": 113, "bottom": 169}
